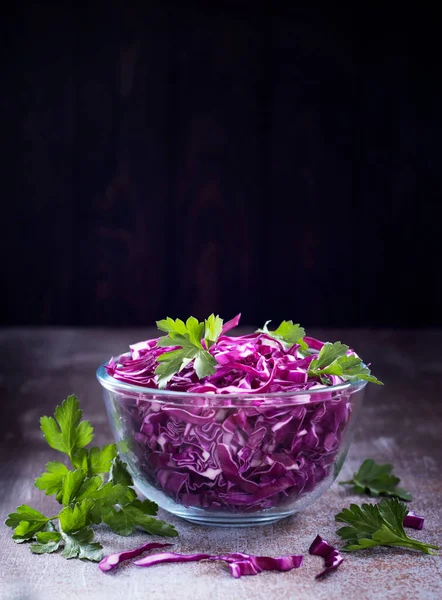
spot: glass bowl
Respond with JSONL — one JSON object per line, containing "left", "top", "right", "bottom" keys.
{"left": 97, "top": 358, "right": 366, "bottom": 527}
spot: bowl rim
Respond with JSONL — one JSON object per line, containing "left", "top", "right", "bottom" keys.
{"left": 96, "top": 353, "right": 368, "bottom": 405}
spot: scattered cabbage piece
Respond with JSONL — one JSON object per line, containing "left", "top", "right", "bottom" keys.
{"left": 403, "top": 511, "right": 424, "bottom": 530}
{"left": 309, "top": 534, "right": 344, "bottom": 578}
{"left": 98, "top": 542, "right": 172, "bottom": 572}
{"left": 134, "top": 551, "right": 211, "bottom": 568}
{"left": 133, "top": 550, "right": 303, "bottom": 578}
{"left": 215, "top": 552, "right": 303, "bottom": 578}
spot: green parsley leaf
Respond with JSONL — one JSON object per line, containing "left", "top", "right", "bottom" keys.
{"left": 30, "top": 531, "right": 62, "bottom": 555}
{"left": 5, "top": 397, "right": 178, "bottom": 563}
{"left": 335, "top": 498, "right": 439, "bottom": 554}
{"left": 58, "top": 470, "right": 135, "bottom": 524}
{"left": 74, "top": 475, "right": 103, "bottom": 502}
{"left": 87, "top": 444, "right": 117, "bottom": 473}
{"left": 108, "top": 458, "right": 138, "bottom": 505}
{"left": 156, "top": 317, "right": 188, "bottom": 335}
{"left": 103, "top": 499, "right": 177, "bottom": 537}
{"left": 109, "top": 457, "right": 134, "bottom": 487}
{"left": 34, "top": 461, "right": 69, "bottom": 496}
{"left": 40, "top": 395, "right": 94, "bottom": 460}
{"left": 316, "top": 353, "right": 360, "bottom": 375}
{"left": 185, "top": 317, "right": 204, "bottom": 348}
{"left": 155, "top": 316, "right": 218, "bottom": 388}
{"left": 101, "top": 507, "right": 133, "bottom": 537}
{"left": 35, "top": 531, "right": 62, "bottom": 544}
{"left": 71, "top": 444, "right": 117, "bottom": 475}
{"left": 156, "top": 333, "right": 193, "bottom": 350}
{"left": 308, "top": 342, "right": 383, "bottom": 385}
{"left": 60, "top": 469, "right": 86, "bottom": 505}
{"left": 317, "top": 355, "right": 382, "bottom": 385}
{"left": 58, "top": 499, "right": 95, "bottom": 533}
{"left": 340, "top": 458, "right": 412, "bottom": 501}
{"left": 310, "top": 341, "right": 349, "bottom": 369}
{"left": 257, "top": 320, "right": 308, "bottom": 351}
{"left": 87, "top": 482, "right": 129, "bottom": 524}
{"left": 60, "top": 527, "right": 103, "bottom": 561}
{"left": 204, "top": 314, "right": 223, "bottom": 349}
{"left": 5, "top": 505, "right": 53, "bottom": 542}
{"left": 30, "top": 540, "right": 62, "bottom": 554}
{"left": 194, "top": 350, "right": 217, "bottom": 379}
{"left": 155, "top": 350, "right": 194, "bottom": 387}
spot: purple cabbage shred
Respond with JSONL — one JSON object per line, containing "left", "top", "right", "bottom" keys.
{"left": 403, "top": 511, "right": 424, "bottom": 530}
{"left": 98, "top": 542, "right": 172, "bottom": 572}
{"left": 133, "top": 550, "right": 303, "bottom": 578}
{"left": 309, "top": 534, "right": 344, "bottom": 578}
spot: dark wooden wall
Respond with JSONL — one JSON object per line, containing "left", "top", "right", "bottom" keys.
{"left": 2, "top": 2, "right": 441, "bottom": 327}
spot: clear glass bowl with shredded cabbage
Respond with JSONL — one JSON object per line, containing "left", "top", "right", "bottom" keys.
{"left": 97, "top": 318, "right": 372, "bottom": 526}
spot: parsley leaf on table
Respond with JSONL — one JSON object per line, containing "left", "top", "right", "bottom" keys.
{"left": 340, "top": 459, "right": 412, "bottom": 501}
{"left": 87, "top": 482, "right": 130, "bottom": 524}
{"left": 58, "top": 499, "right": 96, "bottom": 532}
{"left": 5, "top": 505, "right": 55, "bottom": 542}
{"left": 60, "top": 528, "right": 103, "bottom": 561}
{"left": 40, "top": 395, "right": 94, "bottom": 460}
{"left": 100, "top": 462, "right": 177, "bottom": 537}
{"left": 59, "top": 469, "right": 87, "bottom": 505}
{"left": 110, "top": 455, "right": 135, "bottom": 486}
{"left": 57, "top": 500, "right": 103, "bottom": 559}
{"left": 308, "top": 342, "right": 383, "bottom": 385}
{"left": 256, "top": 320, "right": 308, "bottom": 351}
{"left": 5, "top": 396, "right": 178, "bottom": 562}
{"left": 335, "top": 498, "right": 438, "bottom": 554}
{"left": 30, "top": 531, "right": 63, "bottom": 555}
{"left": 103, "top": 498, "right": 177, "bottom": 537}
{"left": 34, "top": 461, "right": 69, "bottom": 496}
{"left": 155, "top": 315, "right": 222, "bottom": 387}
{"left": 71, "top": 444, "right": 117, "bottom": 474}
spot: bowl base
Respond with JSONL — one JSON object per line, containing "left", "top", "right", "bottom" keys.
{"left": 172, "top": 512, "right": 290, "bottom": 527}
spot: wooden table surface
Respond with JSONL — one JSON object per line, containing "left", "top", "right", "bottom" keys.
{"left": 1, "top": 328, "right": 441, "bottom": 600}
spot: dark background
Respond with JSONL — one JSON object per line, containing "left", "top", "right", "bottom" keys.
{"left": 2, "top": 2, "right": 441, "bottom": 329}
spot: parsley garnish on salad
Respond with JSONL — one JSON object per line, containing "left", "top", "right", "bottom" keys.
{"left": 155, "top": 315, "right": 224, "bottom": 387}
{"left": 150, "top": 314, "right": 383, "bottom": 389}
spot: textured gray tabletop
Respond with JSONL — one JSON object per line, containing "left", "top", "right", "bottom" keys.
{"left": 1, "top": 328, "right": 441, "bottom": 600}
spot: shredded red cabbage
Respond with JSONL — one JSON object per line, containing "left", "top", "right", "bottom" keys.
{"left": 214, "top": 552, "right": 303, "bottom": 578}
{"left": 105, "top": 320, "right": 358, "bottom": 512}
{"left": 134, "top": 552, "right": 211, "bottom": 567}
{"left": 403, "top": 511, "right": 424, "bottom": 530}
{"left": 309, "top": 534, "right": 344, "bottom": 578}
{"left": 133, "top": 550, "right": 303, "bottom": 578}
{"left": 124, "top": 390, "right": 352, "bottom": 512}
{"left": 98, "top": 542, "right": 172, "bottom": 572}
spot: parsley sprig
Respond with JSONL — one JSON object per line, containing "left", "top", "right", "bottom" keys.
{"left": 336, "top": 498, "right": 438, "bottom": 554}
{"left": 5, "top": 396, "right": 177, "bottom": 562}
{"left": 307, "top": 342, "right": 382, "bottom": 385}
{"left": 256, "top": 320, "right": 308, "bottom": 351}
{"left": 155, "top": 315, "right": 223, "bottom": 388}
{"left": 257, "top": 321, "right": 382, "bottom": 385}
{"left": 340, "top": 459, "right": 412, "bottom": 501}
{"left": 154, "top": 316, "right": 382, "bottom": 388}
